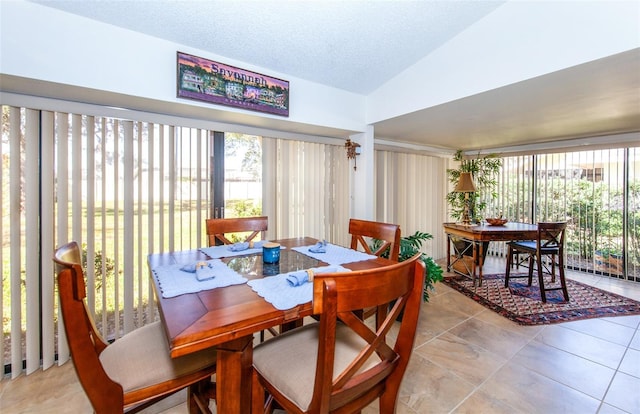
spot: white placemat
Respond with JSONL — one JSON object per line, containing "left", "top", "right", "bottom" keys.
{"left": 199, "top": 243, "right": 286, "bottom": 259}
{"left": 152, "top": 259, "right": 248, "bottom": 298}
{"left": 291, "top": 243, "right": 377, "bottom": 265}
{"left": 247, "top": 265, "right": 349, "bottom": 310}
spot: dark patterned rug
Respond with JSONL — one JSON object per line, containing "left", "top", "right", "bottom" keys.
{"left": 442, "top": 273, "right": 640, "bottom": 325}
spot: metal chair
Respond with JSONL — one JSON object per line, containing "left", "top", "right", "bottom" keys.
{"left": 54, "top": 241, "right": 216, "bottom": 413}
{"left": 505, "top": 222, "right": 569, "bottom": 302}
{"left": 251, "top": 254, "right": 425, "bottom": 413}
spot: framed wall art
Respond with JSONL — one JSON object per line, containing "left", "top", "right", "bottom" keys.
{"left": 177, "top": 51, "right": 289, "bottom": 117}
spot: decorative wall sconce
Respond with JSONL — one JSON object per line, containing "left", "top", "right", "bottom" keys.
{"left": 345, "top": 139, "right": 361, "bottom": 171}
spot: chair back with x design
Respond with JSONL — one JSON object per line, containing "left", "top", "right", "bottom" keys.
{"left": 251, "top": 253, "right": 424, "bottom": 413}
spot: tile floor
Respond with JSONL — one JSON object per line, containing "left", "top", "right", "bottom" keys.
{"left": 2, "top": 258, "right": 640, "bottom": 413}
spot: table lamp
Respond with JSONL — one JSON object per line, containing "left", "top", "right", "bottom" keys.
{"left": 455, "top": 172, "right": 477, "bottom": 225}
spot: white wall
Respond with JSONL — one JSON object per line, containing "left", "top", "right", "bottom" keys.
{"left": 0, "top": 0, "right": 366, "bottom": 135}
{"left": 367, "top": 0, "right": 640, "bottom": 123}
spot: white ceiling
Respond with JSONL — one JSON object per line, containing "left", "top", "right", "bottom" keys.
{"left": 26, "top": 0, "right": 640, "bottom": 153}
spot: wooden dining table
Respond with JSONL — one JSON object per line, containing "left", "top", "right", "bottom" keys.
{"left": 443, "top": 222, "right": 539, "bottom": 285}
{"left": 148, "top": 237, "right": 394, "bottom": 413}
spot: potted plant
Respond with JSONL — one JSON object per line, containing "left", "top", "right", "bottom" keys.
{"left": 446, "top": 150, "right": 502, "bottom": 269}
{"left": 446, "top": 150, "right": 502, "bottom": 223}
{"left": 372, "top": 230, "right": 443, "bottom": 302}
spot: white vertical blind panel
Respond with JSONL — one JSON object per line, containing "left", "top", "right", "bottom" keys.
{"left": 175, "top": 128, "right": 183, "bottom": 250}
{"left": 100, "top": 118, "right": 108, "bottom": 336}
{"left": 113, "top": 120, "right": 121, "bottom": 338}
{"left": 287, "top": 141, "right": 298, "bottom": 236}
{"left": 374, "top": 150, "right": 447, "bottom": 259}
{"left": 137, "top": 123, "right": 144, "bottom": 327}
{"left": 262, "top": 138, "right": 277, "bottom": 240}
{"left": 315, "top": 143, "right": 324, "bottom": 238}
{"left": 85, "top": 117, "right": 96, "bottom": 319}
{"left": 299, "top": 141, "right": 308, "bottom": 236}
{"left": 0, "top": 108, "right": 5, "bottom": 375}
{"left": 323, "top": 145, "right": 335, "bottom": 242}
{"left": 168, "top": 126, "right": 176, "bottom": 252}
{"left": 196, "top": 129, "right": 203, "bottom": 245}
{"left": 9, "top": 107, "right": 23, "bottom": 378}
{"left": 72, "top": 114, "right": 83, "bottom": 247}
{"left": 374, "top": 151, "right": 385, "bottom": 222}
{"left": 25, "top": 109, "right": 40, "bottom": 374}
{"left": 55, "top": 113, "right": 70, "bottom": 364}
{"left": 158, "top": 126, "right": 165, "bottom": 252}
{"left": 335, "top": 144, "right": 346, "bottom": 245}
{"left": 40, "top": 110, "right": 55, "bottom": 370}
{"left": 147, "top": 124, "right": 157, "bottom": 316}
{"left": 400, "top": 153, "right": 413, "bottom": 231}
{"left": 277, "top": 140, "right": 289, "bottom": 237}
{"left": 306, "top": 142, "right": 318, "bottom": 238}
{"left": 334, "top": 145, "right": 350, "bottom": 246}
{"left": 123, "top": 121, "right": 134, "bottom": 334}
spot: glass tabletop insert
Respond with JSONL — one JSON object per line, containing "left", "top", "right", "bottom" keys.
{"left": 223, "top": 249, "right": 320, "bottom": 279}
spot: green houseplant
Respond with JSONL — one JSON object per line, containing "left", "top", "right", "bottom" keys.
{"left": 446, "top": 150, "right": 502, "bottom": 223}
{"left": 372, "top": 230, "right": 443, "bottom": 302}
{"left": 446, "top": 150, "right": 502, "bottom": 267}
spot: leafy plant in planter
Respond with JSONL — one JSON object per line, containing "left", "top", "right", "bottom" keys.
{"left": 372, "top": 230, "right": 443, "bottom": 302}
{"left": 446, "top": 149, "right": 502, "bottom": 223}
{"left": 446, "top": 150, "right": 502, "bottom": 269}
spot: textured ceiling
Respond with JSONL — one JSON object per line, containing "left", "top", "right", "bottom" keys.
{"left": 29, "top": 0, "right": 503, "bottom": 94}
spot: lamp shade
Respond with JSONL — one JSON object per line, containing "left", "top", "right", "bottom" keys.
{"left": 455, "top": 172, "right": 477, "bottom": 192}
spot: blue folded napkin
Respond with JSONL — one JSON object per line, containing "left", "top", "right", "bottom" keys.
{"left": 180, "top": 261, "right": 216, "bottom": 281}
{"left": 180, "top": 262, "right": 200, "bottom": 273}
{"left": 308, "top": 240, "right": 327, "bottom": 253}
{"left": 286, "top": 270, "right": 313, "bottom": 287}
{"left": 228, "top": 242, "right": 250, "bottom": 252}
{"left": 228, "top": 240, "right": 267, "bottom": 252}
{"left": 195, "top": 263, "right": 216, "bottom": 281}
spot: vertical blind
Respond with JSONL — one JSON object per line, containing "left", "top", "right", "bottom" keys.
{"left": 1, "top": 107, "right": 216, "bottom": 377}
{"left": 263, "top": 137, "right": 351, "bottom": 246}
{"left": 489, "top": 148, "right": 639, "bottom": 281}
{"left": 1, "top": 105, "right": 353, "bottom": 378}
{"left": 374, "top": 150, "right": 448, "bottom": 260}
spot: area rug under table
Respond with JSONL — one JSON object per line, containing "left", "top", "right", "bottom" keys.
{"left": 442, "top": 273, "right": 640, "bottom": 325}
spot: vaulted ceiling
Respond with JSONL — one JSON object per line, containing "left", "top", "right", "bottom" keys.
{"left": 26, "top": 1, "right": 640, "bottom": 152}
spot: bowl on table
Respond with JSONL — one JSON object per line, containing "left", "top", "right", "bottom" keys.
{"left": 485, "top": 218, "right": 508, "bottom": 226}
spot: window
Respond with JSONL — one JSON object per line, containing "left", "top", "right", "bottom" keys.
{"left": 490, "top": 148, "right": 639, "bottom": 282}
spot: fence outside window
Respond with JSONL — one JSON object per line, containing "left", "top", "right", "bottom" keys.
{"left": 488, "top": 148, "right": 639, "bottom": 282}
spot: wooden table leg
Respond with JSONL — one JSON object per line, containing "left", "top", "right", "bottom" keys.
{"left": 446, "top": 234, "right": 451, "bottom": 271}
{"left": 216, "top": 335, "right": 254, "bottom": 414}
{"left": 472, "top": 241, "right": 478, "bottom": 286}
{"left": 478, "top": 240, "right": 484, "bottom": 286}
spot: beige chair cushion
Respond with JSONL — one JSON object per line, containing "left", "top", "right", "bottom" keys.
{"left": 99, "top": 321, "right": 216, "bottom": 393}
{"left": 253, "top": 322, "right": 381, "bottom": 411}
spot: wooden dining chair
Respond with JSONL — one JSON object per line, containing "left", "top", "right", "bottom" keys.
{"left": 348, "top": 218, "right": 401, "bottom": 262}
{"left": 205, "top": 215, "right": 279, "bottom": 342}
{"left": 349, "top": 218, "right": 401, "bottom": 322}
{"left": 54, "top": 241, "right": 216, "bottom": 414}
{"left": 205, "top": 216, "right": 268, "bottom": 246}
{"left": 251, "top": 253, "right": 425, "bottom": 413}
{"left": 505, "top": 222, "right": 569, "bottom": 302}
